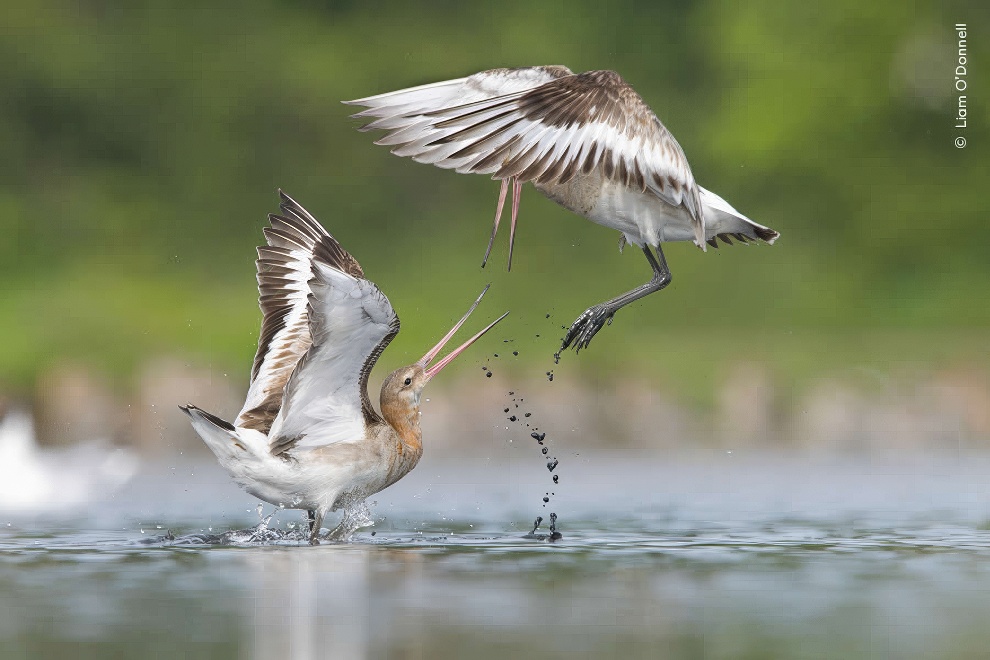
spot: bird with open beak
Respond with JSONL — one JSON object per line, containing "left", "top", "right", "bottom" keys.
{"left": 181, "top": 191, "right": 507, "bottom": 543}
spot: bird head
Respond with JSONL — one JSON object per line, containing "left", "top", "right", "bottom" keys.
{"left": 380, "top": 285, "right": 507, "bottom": 421}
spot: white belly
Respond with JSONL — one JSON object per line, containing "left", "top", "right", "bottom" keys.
{"left": 534, "top": 173, "right": 700, "bottom": 248}
{"left": 225, "top": 445, "right": 386, "bottom": 513}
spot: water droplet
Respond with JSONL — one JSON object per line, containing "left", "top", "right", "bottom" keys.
{"left": 549, "top": 512, "right": 562, "bottom": 541}
{"left": 546, "top": 459, "right": 558, "bottom": 472}
{"left": 531, "top": 432, "right": 546, "bottom": 442}
{"left": 512, "top": 351, "right": 518, "bottom": 356}
{"left": 542, "top": 496, "right": 549, "bottom": 503}
{"left": 542, "top": 447, "right": 548, "bottom": 455}
{"left": 524, "top": 413, "right": 531, "bottom": 417}
{"left": 504, "top": 408, "right": 510, "bottom": 413}
{"left": 486, "top": 372, "right": 492, "bottom": 378}
{"left": 553, "top": 474, "right": 559, "bottom": 483}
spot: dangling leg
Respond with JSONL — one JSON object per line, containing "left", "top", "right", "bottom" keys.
{"left": 557, "top": 245, "right": 672, "bottom": 357}
{"left": 482, "top": 178, "right": 510, "bottom": 268}
{"left": 507, "top": 178, "right": 522, "bottom": 271}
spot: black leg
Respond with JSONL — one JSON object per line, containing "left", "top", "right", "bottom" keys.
{"left": 557, "top": 245, "right": 672, "bottom": 357}
{"left": 307, "top": 509, "right": 319, "bottom": 543}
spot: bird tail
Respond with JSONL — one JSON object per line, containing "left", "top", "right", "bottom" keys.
{"left": 698, "top": 186, "right": 779, "bottom": 249}
{"left": 180, "top": 404, "right": 256, "bottom": 463}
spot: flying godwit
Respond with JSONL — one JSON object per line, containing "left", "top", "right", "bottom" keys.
{"left": 180, "top": 192, "right": 507, "bottom": 543}
{"left": 345, "top": 66, "right": 779, "bottom": 355}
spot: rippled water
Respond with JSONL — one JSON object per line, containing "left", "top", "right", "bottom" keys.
{"left": 3, "top": 450, "right": 990, "bottom": 659}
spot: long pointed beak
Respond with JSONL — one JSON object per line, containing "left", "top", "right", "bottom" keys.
{"left": 418, "top": 284, "right": 509, "bottom": 380}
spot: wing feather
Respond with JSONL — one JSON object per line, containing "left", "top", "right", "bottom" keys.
{"left": 235, "top": 191, "right": 366, "bottom": 435}
{"left": 266, "top": 263, "right": 399, "bottom": 456}
{"left": 347, "top": 68, "right": 705, "bottom": 243}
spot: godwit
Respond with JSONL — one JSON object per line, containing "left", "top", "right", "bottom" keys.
{"left": 180, "top": 191, "right": 507, "bottom": 543}
{"left": 345, "top": 66, "right": 779, "bottom": 354}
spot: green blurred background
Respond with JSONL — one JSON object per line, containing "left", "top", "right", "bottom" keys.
{"left": 1, "top": 0, "right": 986, "bottom": 425}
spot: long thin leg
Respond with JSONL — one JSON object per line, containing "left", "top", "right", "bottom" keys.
{"left": 556, "top": 245, "right": 672, "bottom": 357}
{"left": 308, "top": 509, "right": 324, "bottom": 545}
{"left": 507, "top": 178, "right": 522, "bottom": 271}
{"left": 482, "top": 178, "right": 510, "bottom": 268}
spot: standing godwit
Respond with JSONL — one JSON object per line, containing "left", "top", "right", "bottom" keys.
{"left": 180, "top": 191, "right": 507, "bottom": 543}
{"left": 345, "top": 66, "right": 779, "bottom": 355}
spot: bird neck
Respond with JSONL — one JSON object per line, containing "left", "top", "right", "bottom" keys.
{"left": 381, "top": 399, "right": 423, "bottom": 454}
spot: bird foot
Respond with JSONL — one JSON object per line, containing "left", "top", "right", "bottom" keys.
{"left": 557, "top": 304, "right": 615, "bottom": 356}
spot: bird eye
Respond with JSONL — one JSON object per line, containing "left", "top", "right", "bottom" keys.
{"left": 403, "top": 377, "right": 412, "bottom": 386}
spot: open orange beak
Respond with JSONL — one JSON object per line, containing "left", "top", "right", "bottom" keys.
{"left": 419, "top": 284, "right": 509, "bottom": 380}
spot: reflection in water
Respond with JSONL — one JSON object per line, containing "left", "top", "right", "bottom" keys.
{"left": 247, "top": 548, "right": 373, "bottom": 660}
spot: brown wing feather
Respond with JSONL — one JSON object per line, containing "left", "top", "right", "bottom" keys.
{"left": 237, "top": 192, "right": 378, "bottom": 434}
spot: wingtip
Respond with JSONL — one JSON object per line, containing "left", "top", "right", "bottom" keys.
{"left": 756, "top": 226, "right": 780, "bottom": 245}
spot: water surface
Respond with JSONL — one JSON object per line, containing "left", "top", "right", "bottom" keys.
{"left": 3, "top": 450, "right": 990, "bottom": 659}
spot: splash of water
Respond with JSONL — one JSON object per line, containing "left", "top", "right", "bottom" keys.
{"left": 325, "top": 500, "right": 374, "bottom": 542}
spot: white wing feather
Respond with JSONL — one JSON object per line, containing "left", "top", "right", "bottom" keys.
{"left": 345, "top": 66, "right": 571, "bottom": 124}
{"left": 346, "top": 68, "right": 704, "bottom": 241}
{"left": 266, "top": 263, "right": 398, "bottom": 452}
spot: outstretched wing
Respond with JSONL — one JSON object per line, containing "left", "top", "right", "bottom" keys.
{"left": 345, "top": 66, "right": 573, "bottom": 170}
{"left": 265, "top": 259, "right": 400, "bottom": 457}
{"left": 235, "top": 191, "right": 364, "bottom": 435}
{"left": 346, "top": 66, "right": 573, "bottom": 125}
{"left": 348, "top": 68, "right": 703, "bottom": 243}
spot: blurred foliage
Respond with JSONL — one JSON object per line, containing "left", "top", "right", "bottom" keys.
{"left": 0, "top": 0, "right": 987, "bottom": 401}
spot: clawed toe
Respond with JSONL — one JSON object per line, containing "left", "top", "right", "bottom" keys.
{"left": 558, "top": 306, "right": 614, "bottom": 355}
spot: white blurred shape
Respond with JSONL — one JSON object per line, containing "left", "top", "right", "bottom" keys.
{"left": 0, "top": 409, "right": 139, "bottom": 513}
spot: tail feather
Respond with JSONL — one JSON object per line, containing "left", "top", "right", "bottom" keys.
{"left": 699, "top": 186, "right": 779, "bottom": 248}
{"left": 180, "top": 404, "right": 235, "bottom": 432}
{"left": 180, "top": 404, "right": 250, "bottom": 461}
